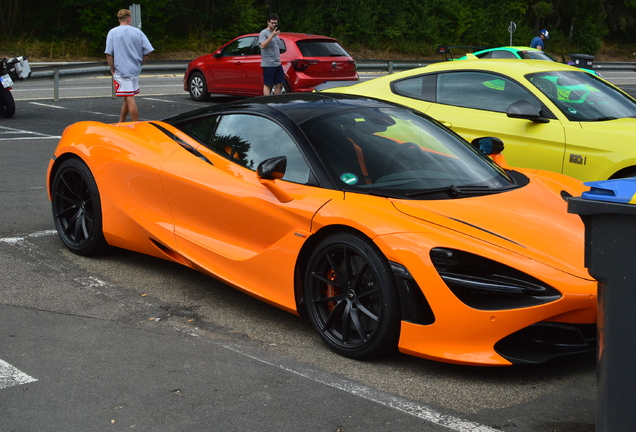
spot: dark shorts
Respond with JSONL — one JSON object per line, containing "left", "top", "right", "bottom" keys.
{"left": 262, "top": 65, "right": 285, "bottom": 86}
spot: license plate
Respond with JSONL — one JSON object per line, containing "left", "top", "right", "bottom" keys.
{"left": 0, "top": 73, "right": 13, "bottom": 88}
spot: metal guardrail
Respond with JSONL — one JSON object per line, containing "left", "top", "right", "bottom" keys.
{"left": 24, "top": 59, "right": 636, "bottom": 101}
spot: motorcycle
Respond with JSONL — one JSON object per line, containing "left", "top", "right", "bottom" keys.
{"left": 0, "top": 56, "right": 31, "bottom": 118}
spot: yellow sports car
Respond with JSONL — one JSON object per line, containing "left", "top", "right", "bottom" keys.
{"left": 319, "top": 59, "right": 636, "bottom": 181}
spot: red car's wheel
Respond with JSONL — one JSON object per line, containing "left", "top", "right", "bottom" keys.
{"left": 51, "top": 158, "right": 106, "bottom": 256}
{"left": 304, "top": 232, "right": 401, "bottom": 359}
{"left": 189, "top": 71, "right": 210, "bottom": 101}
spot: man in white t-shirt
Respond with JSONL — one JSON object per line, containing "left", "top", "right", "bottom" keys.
{"left": 105, "top": 9, "right": 154, "bottom": 122}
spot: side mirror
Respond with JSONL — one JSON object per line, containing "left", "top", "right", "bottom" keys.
{"left": 470, "top": 137, "right": 504, "bottom": 155}
{"left": 257, "top": 156, "right": 293, "bottom": 203}
{"left": 471, "top": 137, "right": 510, "bottom": 170}
{"left": 213, "top": 51, "right": 222, "bottom": 58}
{"left": 506, "top": 100, "right": 550, "bottom": 123}
{"left": 257, "top": 155, "right": 287, "bottom": 179}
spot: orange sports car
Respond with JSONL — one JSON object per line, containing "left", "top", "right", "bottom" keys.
{"left": 47, "top": 93, "right": 596, "bottom": 366}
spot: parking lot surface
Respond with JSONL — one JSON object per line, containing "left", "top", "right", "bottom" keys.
{"left": 2, "top": 71, "right": 625, "bottom": 431}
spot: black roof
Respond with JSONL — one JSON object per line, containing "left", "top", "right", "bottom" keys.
{"left": 163, "top": 93, "right": 399, "bottom": 126}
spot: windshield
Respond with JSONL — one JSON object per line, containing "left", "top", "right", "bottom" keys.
{"left": 303, "top": 108, "right": 515, "bottom": 199}
{"left": 527, "top": 71, "right": 636, "bottom": 121}
{"left": 519, "top": 50, "right": 555, "bottom": 61}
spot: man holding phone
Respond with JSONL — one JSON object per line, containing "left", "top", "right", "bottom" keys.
{"left": 259, "top": 13, "right": 284, "bottom": 95}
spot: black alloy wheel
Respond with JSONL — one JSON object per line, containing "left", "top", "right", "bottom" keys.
{"left": 304, "top": 232, "right": 401, "bottom": 359}
{"left": 51, "top": 158, "right": 106, "bottom": 256}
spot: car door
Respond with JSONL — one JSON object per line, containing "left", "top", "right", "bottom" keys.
{"left": 207, "top": 36, "right": 257, "bottom": 94}
{"left": 393, "top": 71, "right": 567, "bottom": 174}
{"left": 159, "top": 113, "right": 337, "bottom": 310}
{"left": 239, "top": 38, "right": 267, "bottom": 95}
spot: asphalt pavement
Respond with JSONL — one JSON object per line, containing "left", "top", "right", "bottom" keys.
{"left": 2, "top": 68, "right": 628, "bottom": 431}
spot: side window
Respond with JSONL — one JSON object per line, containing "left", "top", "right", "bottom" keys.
{"left": 436, "top": 72, "right": 542, "bottom": 113}
{"left": 221, "top": 37, "right": 256, "bottom": 56}
{"left": 180, "top": 116, "right": 219, "bottom": 147}
{"left": 253, "top": 38, "right": 285, "bottom": 55}
{"left": 476, "top": 52, "right": 493, "bottom": 59}
{"left": 210, "top": 114, "right": 310, "bottom": 184}
{"left": 491, "top": 50, "right": 517, "bottom": 59}
{"left": 392, "top": 74, "right": 436, "bottom": 101}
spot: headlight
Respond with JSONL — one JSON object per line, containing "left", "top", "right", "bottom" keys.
{"left": 430, "top": 248, "right": 562, "bottom": 310}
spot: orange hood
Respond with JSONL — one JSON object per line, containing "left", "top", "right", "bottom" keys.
{"left": 390, "top": 173, "right": 590, "bottom": 279}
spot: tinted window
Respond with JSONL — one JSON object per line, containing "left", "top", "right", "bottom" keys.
{"left": 221, "top": 37, "right": 256, "bottom": 56}
{"left": 520, "top": 51, "right": 556, "bottom": 61}
{"left": 180, "top": 116, "right": 219, "bottom": 146}
{"left": 436, "top": 72, "right": 541, "bottom": 113}
{"left": 296, "top": 40, "right": 349, "bottom": 57}
{"left": 210, "top": 114, "right": 310, "bottom": 184}
{"left": 392, "top": 74, "right": 437, "bottom": 101}
{"left": 490, "top": 50, "right": 517, "bottom": 59}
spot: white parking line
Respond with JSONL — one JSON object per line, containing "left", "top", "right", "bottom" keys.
{"left": 0, "top": 229, "right": 57, "bottom": 244}
{"left": 29, "top": 102, "right": 119, "bottom": 118}
{"left": 222, "top": 343, "right": 497, "bottom": 432}
{"left": 144, "top": 97, "right": 181, "bottom": 103}
{"left": 0, "top": 125, "right": 61, "bottom": 141}
{"left": 0, "top": 359, "right": 38, "bottom": 390}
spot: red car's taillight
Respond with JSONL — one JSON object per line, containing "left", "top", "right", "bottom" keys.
{"left": 291, "top": 60, "right": 320, "bottom": 72}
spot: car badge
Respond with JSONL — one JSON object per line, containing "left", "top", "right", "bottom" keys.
{"left": 332, "top": 62, "right": 338, "bottom": 69}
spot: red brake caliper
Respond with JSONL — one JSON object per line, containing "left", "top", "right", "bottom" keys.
{"left": 326, "top": 269, "right": 338, "bottom": 312}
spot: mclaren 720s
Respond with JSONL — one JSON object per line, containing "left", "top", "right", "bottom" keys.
{"left": 47, "top": 93, "right": 596, "bottom": 366}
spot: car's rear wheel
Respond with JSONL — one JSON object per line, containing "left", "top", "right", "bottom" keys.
{"left": 189, "top": 72, "right": 210, "bottom": 101}
{"left": 272, "top": 82, "right": 291, "bottom": 95}
{"left": 51, "top": 158, "right": 106, "bottom": 256}
{"left": 304, "top": 232, "right": 401, "bottom": 359}
{"left": 0, "top": 87, "right": 16, "bottom": 118}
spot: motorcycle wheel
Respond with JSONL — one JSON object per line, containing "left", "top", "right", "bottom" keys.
{"left": 0, "top": 87, "right": 16, "bottom": 118}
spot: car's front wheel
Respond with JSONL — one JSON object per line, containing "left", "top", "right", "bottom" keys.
{"left": 304, "top": 232, "right": 401, "bottom": 359}
{"left": 51, "top": 158, "right": 106, "bottom": 256}
{"left": 189, "top": 72, "right": 210, "bottom": 101}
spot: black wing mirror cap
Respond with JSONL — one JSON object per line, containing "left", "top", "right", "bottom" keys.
{"left": 471, "top": 137, "right": 504, "bottom": 155}
{"left": 506, "top": 100, "right": 550, "bottom": 123}
{"left": 257, "top": 156, "right": 287, "bottom": 180}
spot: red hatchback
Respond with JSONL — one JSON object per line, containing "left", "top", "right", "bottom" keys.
{"left": 184, "top": 33, "right": 358, "bottom": 100}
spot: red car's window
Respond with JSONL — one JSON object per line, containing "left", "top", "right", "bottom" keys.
{"left": 251, "top": 39, "right": 286, "bottom": 55}
{"left": 295, "top": 40, "right": 349, "bottom": 57}
{"left": 221, "top": 37, "right": 257, "bottom": 57}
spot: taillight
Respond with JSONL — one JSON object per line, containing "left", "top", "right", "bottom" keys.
{"left": 291, "top": 60, "right": 319, "bottom": 72}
